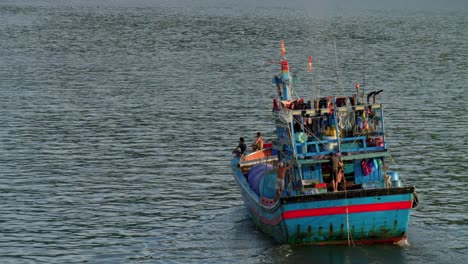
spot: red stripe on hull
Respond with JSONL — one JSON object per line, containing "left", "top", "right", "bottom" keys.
{"left": 241, "top": 194, "right": 283, "bottom": 226}
{"left": 283, "top": 201, "right": 412, "bottom": 220}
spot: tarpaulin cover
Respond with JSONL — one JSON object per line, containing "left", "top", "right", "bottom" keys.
{"left": 247, "top": 163, "right": 274, "bottom": 196}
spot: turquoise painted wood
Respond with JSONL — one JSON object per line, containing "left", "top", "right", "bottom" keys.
{"left": 232, "top": 158, "right": 415, "bottom": 244}
{"left": 231, "top": 43, "right": 417, "bottom": 245}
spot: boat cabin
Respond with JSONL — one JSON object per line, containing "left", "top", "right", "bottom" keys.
{"left": 271, "top": 94, "right": 397, "bottom": 194}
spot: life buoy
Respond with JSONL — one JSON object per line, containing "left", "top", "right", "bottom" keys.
{"left": 295, "top": 132, "right": 307, "bottom": 143}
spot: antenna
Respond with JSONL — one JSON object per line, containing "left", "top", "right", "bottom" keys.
{"left": 312, "top": 69, "right": 315, "bottom": 104}
{"left": 362, "top": 40, "right": 366, "bottom": 103}
{"left": 308, "top": 55, "right": 315, "bottom": 105}
{"left": 333, "top": 39, "right": 341, "bottom": 97}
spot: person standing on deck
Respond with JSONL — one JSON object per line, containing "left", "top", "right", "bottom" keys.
{"left": 330, "top": 153, "right": 343, "bottom": 191}
{"left": 275, "top": 161, "right": 292, "bottom": 200}
{"left": 232, "top": 137, "right": 247, "bottom": 158}
{"left": 251, "top": 132, "right": 264, "bottom": 151}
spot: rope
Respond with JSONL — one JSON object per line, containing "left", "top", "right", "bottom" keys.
{"left": 343, "top": 181, "right": 355, "bottom": 246}
{"left": 387, "top": 152, "right": 408, "bottom": 186}
{"left": 285, "top": 119, "right": 304, "bottom": 192}
{"left": 384, "top": 174, "right": 392, "bottom": 188}
{"left": 301, "top": 118, "right": 326, "bottom": 144}
{"left": 296, "top": 104, "right": 382, "bottom": 153}
{"left": 350, "top": 110, "right": 380, "bottom": 147}
{"left": 299, "top": 116, "right": 338, "bottom": 148}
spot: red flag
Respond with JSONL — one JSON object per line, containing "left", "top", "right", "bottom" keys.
{"left": 308, "top": 56, "right": 313, "bottom": 72}
{"left": 281, "top": 40, "right": 286, "bottom": 56}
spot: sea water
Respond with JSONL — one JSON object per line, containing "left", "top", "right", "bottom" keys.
{"left": 0, "top": 0, "right": 466, "bottom": 263}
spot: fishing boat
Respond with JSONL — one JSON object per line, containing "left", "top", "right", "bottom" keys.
{"left": 230, "top": 41, "right": 418, "bottom": 245}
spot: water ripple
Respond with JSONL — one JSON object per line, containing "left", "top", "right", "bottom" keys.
{"left": 0, "top": 1, "right": 467, "bottom": 263}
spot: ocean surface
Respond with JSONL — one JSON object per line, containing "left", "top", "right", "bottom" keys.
{"left": 0, "top": 0, "right": 466, "bottom": 263}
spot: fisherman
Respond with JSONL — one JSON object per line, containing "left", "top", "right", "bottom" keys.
{"left": 251, "top": 132, "right": 264, "bottom": 151}
{"left": 330, "top": 153, "right": 344, "bottom": 192}
{"left": 232, "top": 137, "right": 247, "bottom": 158}
{"left": 275, "top": 161, "right": 292, "bottom": 200}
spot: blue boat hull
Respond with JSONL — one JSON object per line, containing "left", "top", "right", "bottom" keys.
{"left": 232, "top": 159, "right": 415, "bottom": 244}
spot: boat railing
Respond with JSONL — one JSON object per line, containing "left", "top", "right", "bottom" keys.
{"left": 340, "top": 135, "right": 386, "bottom": 152}
{"left": 295, "top": 138, "right": 337, "bottom": 157}
{"left": 285, "top": 134, "right": 386, "bottom": 159}
{"left": 275, "top": 100, "right": 387, "bottom": 158}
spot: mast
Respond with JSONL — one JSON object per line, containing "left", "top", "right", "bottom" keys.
{"left": 281, "top": 59, "right": 292, "bottom": 100}
{"left": 333, "top": 39, "right": 341, "bottom": 97}
{"left": 280, "top": 40, "right": 292, "bottom": 100}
